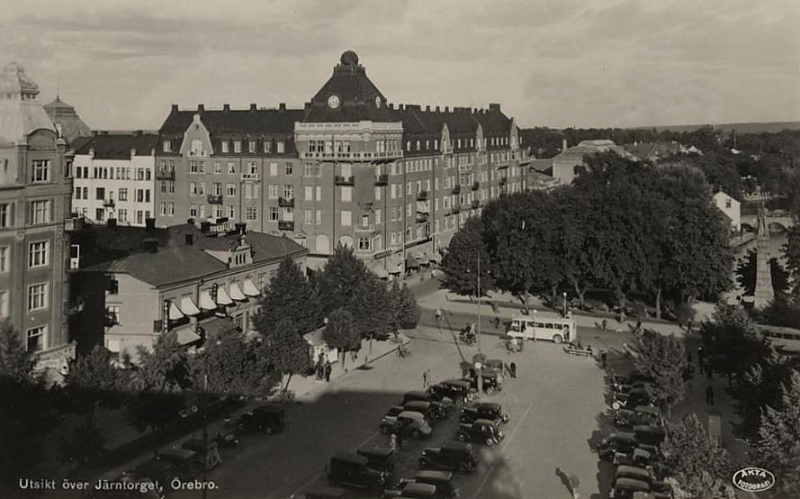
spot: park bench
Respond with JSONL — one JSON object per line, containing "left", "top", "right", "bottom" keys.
{"left": 563, "top": 347, "right": 593, "bottom": 358}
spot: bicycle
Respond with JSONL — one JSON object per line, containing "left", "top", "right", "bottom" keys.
{"left": 397, "top": 344, "right": 412, "bottom": 358}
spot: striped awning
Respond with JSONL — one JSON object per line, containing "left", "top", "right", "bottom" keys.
{"left": 168, "top": 302, "right": 185, "bottom": 321}
{"left": 199, "top": 290, "right": 216, "bottom": 311}
{"left": 230, "top": 283, "right": 246, "bottom": 301}
{"left": 180, "top": 296, "right": 200, "bottom": 317}
{"left": 176, "top": 327, "right": 201, "bottom": 346}
{"left": 243, "top": 279, "right": 260, "bottom": 297}
{"left": 387, "top": 255, "right": 403, "bottom": 274}
{"left": 216, "top": 287, "right": 233, "bottom": 306}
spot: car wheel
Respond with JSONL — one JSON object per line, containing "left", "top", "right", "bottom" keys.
{"left": 456, "top": 433, "right": 467, "bottom": 442}
{"left": 412, "top": 430, "right": 421, "bottom": 439}
{"left": 485, "top": 438, "right": 495, "bottom": 446}
{"left": 612, "top": 401, "right": 621, "bottom": 410}
{"left": 265, "top": 426, "right": 274, "bottom": 435}
{"left": 553, "top": 334, "right": 563, "bottom": 344}
{"left": 486, "top": 387, "right": 495, "bottom": 396}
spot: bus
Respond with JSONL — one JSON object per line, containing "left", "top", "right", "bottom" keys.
{"left": 506, "top": 314, "right": 577, "bottom": 344}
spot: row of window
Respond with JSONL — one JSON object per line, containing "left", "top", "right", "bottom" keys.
{"left": 74, "top": 187, "right": 151, "bottom": 203}
{"left": 87, "top": 208, "right": 151, "bottom": 225}
{"left": 177, "top": 138, "right": 287, "bottom": 155}
{"left": 403, "top": 135, "right": 512, "bottom": 153}
{"left": 74, "top": 166, "right": 152, "bottom": 181}
{"left": 0, "top": 200, "right": 52, "bottom": 227}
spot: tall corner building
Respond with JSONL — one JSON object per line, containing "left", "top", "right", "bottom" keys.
{"left": 155, "top": 51, "right": 530, "bottom": 272}
{"left": 0, "top": 62, "right": 76, "bottom": 377}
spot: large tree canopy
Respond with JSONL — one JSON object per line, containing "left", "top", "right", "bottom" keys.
{"left": 255, "top": 256, "right": 322, "bottom": 337}
{"left": 440, "top": 217, "right": 494, "bottom": 297}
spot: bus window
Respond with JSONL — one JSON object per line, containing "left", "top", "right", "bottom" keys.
{"left": 554, "top": 324, "right": 562, "bottom": 330}
{"left": 535, "top": 323, "right": 544, "bottom": 328}
{"left": 545, "top": 324, "right": 553, "bottom": 329}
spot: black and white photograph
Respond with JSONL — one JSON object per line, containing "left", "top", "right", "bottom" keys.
{"left": 1, "top": 1, "right": 799, "bottom": 498}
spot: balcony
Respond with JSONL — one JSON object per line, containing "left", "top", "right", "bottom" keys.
{"left": 374, "top": 174, "right": 388, "bottom": 186}
{"left": 499, "top": 177, "right": 508, "bottom": 185}
{"left": 472, "top": 199, "right": 481, "bottom": 209}
{"left": 355, "top": 224, "right": 375, "bottom": 233}
{"left": 416, "top": 190, "right": 428, "bottom": 201}
{"left": 104, "top": 314, "right": 119, "bottom": 328}
{"left": 416, "top": 212, "right": 429, "bottom": 223}
{"left": 65, "top": 301, "right": 84, "bottom": 316}
{"left": 207, "top": 194, "right": 224, "bottom": 204}
{"left": 451, "top": 185, "right": 461, "bottom": 195}
{"left": 471, "top": 181, "right": 480, "bottom": 191}
{"left": 278, "top": 221, "right": 295, "bottom": 231}
{"left": 497, "top": 163, "right": 509, "bottom": 170}
{"left": 334, "top": 175, "right": 355, "bottom": 186}
{"left": 278, "top": 197, "right": 295, "bottom": 208}
{"left": 103, "top": 199, "right": 115, "bottom": 208}
{"left": 451, "top": 206, "right": 461, "bottom": 214}
{"left": 64, "top": 217, "right": 84, "bottom": 232}
{"left": 155, "top": 169, "right": 175, "bottom": 180}
{"left": 241, "top": 172, "right": 261, "bottom": 182}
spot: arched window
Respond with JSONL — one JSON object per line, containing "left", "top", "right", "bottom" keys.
{"left": 339, "top": 235, "right": 353, "bottom": 248}
{"left": 316, "top": 234, "right": 330, "bottom": 254}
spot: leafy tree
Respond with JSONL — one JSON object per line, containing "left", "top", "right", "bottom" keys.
{"left": 783, "top": 223, "right": 800, "bottom": 300}
{"left": 322, "top": 308, "right": 361, "bottom": 368}
{"left": 254, "top": 256, "right": 322, "bottom": 336}
{"left": 662, "top": 413, "right": 733, "bottom": 499}
{"left": 552, "top": 188, "right": 595, "bottom": 308}
{"left": 734, "top": 354, "right": 795, "bottom": 441}
{"left": 633, "top": 331, "right": 688, "bottom": 412}
{"left": 396, "top": 282, "right": 421, "bottom": 329}
{"left": 0, "top": 320, "right": 38, "bottom": 382}
{"left": 265, "top": 318, "right": 311, "bottom": 391}
{"left": 60, "top": 419, "right": 105, "bottom": 465}
{"left": 441, "top": 217, "right": 494, "bottom": 297}
{"left": 351, "top": 275, "right": 394, "bottom": 339}
{"left": 748, "top": 371, "right": 800, "bottom": 498}
{"left": 735, "top": 249, "right": 790, "bottom": 297}
{"left": 188, "top": 327, "right": 276, "bottom": 399}
{"left": 700, "top": 304, "right": 771, "bottom": 385}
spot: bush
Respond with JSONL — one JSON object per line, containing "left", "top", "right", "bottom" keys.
{"left": 753, "top": 295, "right": 800, "bottom": 328}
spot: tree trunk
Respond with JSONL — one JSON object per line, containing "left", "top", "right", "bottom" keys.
{"left": 550, "top": 285, "right": 558, "bottom": 312}
{"left": 655, "top": 288, "right": 662, "bottom": 319}
{"left": 283, "top": 373, "right": 293, "bottom": 392}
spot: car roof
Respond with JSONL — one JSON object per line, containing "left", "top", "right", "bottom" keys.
{"left": 611, "top": 432, "right": 637, "bottom": 441}
{"left": 474, "top": 419, "right": 497, "bottom": 426}
{"left": 633, "top": 425, "right": 664, "bottom": 433}
{"left": 331, "top": 452, "right": 368, "bottom": 465}
{"left": 399, "top": 411, "right": 425, "bottom": 420}
{"left": 477, "top": 402, "right": 500, "bottom": 410}
{"left": 442, "top": 441, "right": 471, "bottom": 452}
{"left": 414, "top": 470, "right": 453, "bottom": 481}
{"left": 402, "top": 482, "right": 437, "bottom": 495}
{"left": 405, "top": 400, "right": 431, "bottom": 407}
{"left": 615, "top": 477, "right": 650, "bottom": 490}
{"left": 617, "top": 465, "right": 650, "bottom": 475}
{"left": 634, "top": 406, "right": 660, "bottom": 415}
{"left": 443, "top": 379, "right": 470, "bottom": 386}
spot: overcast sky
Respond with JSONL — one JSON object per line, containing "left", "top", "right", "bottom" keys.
{"left": 3, "top": 0, "right": 799, "bottom": 130}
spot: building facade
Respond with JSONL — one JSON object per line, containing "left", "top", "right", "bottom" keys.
{"left": 155, "top": 51, "right": 529, "bottom": 272}
{"left": 712, "top": 191, "right": 741, "bottom": 232}
{"left": 71, "top": 132, "right": 158, "bottom": 226}
{"left": 0, "top": 63, "right": 75, "bottom": 376}
{"left": 44, "top": 95, "right": 92, "bottom": 145}
{"left": 551, "top": 139, "right": 631, "bottom": 185}
{"left": 72, "top": 221, "right": 307, "bottom": 363}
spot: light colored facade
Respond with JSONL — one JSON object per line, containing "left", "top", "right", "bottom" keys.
{"left": 713, "top": 191, "right": 741, "bottom": 232}
{"left": 0, "top": 62, "right": 75, "bottom": 377}
{"left": 552, "top": 139, "right": 631, "bottom": 184}
{"left": 72, "top": 132, "right": 158, "bottom": 226}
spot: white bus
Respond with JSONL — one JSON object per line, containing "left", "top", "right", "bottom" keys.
{"left": 506, "top": 315, "right": 577, "bottom": 344}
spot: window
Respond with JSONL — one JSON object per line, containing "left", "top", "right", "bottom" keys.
{"left": 269, "top": 207, "right": 279, "bottom": 221}
{"left": 249, "top": 140, "right": 256, "bottom": 154}
{"left": 30, "top": 200, "right": 50, "bottom": 224}
{"left": 277, "top": 141, "right": 285, "bottom": 154}
{"left": 305, "top": 186, "right": 313, "bottom": 201}
{"left": 375, "top": 209, "right": 382, "bottom": 224}
{"left": 316, "top": 210, "right": 322, "bottom": 225}
{"left": 214, "top": 161, "right": 222, "bottom": 174}
{"left": 407, "top": 203, "right": 413, "bottom": 217}
{"left": 0, "top": 203, "right": 9, "bottom": 228}
{"left": 391, "top": 184, "right": 397, "bottom": 199}
{"left": 304, "top": 209, "right": 314, "bottom": 224}
{"left": 0, "top": 247, "right": 8, "bottom": 272}
{"left": 227, "top": 205, "right": 235, "bottom": 219}
{"left": 269, "top": 163, "right": 278, "bottom": 176}
{"left": 283, "top": 185, "right": 294, "bottom": 199}
{"left": 116, "top": 188, "right": 127, "bottom": 201}
{"left": 341, "top": 186, "right": 352, "bottom": 202}
{"left": 160, "top": 202, "right": 167, "bottom": 216}
{"left": 358, "top": 237, "right": 371, "bottom": 251}
{"left": 189, "top": 161, "right": 198, "bottom": 173}
{"left": 281, "top": 207, "right": 294, "bottom": 221}
{"left": 106, "top": 305, "right": 120, "bottom": 325}
{"left": 28, "top": 241, "right": 49, "bottom": 268}
{"left": 304, "top": 163, "right": 320, "bottom": 177}
{"left": 360, "top": 214, "right": 370, "bottom": 228}
{"left": 28, "top": 283, "right": 48, "bottom": 311}
{"left": 263, "top": 140, "right": 271, "bottom": 153}
{"left": 83, "top": 187, "right": 89, "bottom": 199}
{"left": 316, "top": 186, "right": 322, "bottom": 201}
{"left": 95, "top": 187, "right": 105, "bottom": 200}
{"left": 163, "top": 140, "right": 172, "bottom": 152}
{"left": 96, "top": 208, "right": 104, "bottom": 221}
{"left": 226, "top": 183, "right": 236, "bottom": 196}
{"left": 247, "top": 162, "right": 257, "bottom": 175}
{"left": 234, "top": 140, "right": 242, "bottom": 154}
{"left": 26, "top": 326, "right": 46, "bottom": 352}
{"left": 268, "top": 184, "right": 278, "bottom": 199}
{"left": 30, "top": 160, "right": 49, "bottom": 183}
{"left": 118, "top": 209, "right": 127, "bottom": 222}
{"left": 0, "top": 290, "right": 7, "bottom": 317}
{"left": 221, "top": 141, "right": 229, "bottom": 154}
{"left": 136, "top": 210, "right": 144, "bottom": 224}
{"left": 246, "top": 207, "right": 258, "bottom": 221}
{"left": 199, "top": 162, "right": 206, "bottom": 174}
{"left": 228, "top": 162, "right": 236, "bottom": 175}
{"left": 190, "top": 182, "right": 197, "bottom": 195}
{"left": 245, "top": 183, "right": 258, "bottom": 199}
{"left": 198, "top": 183, "right": 205, "bottom": 195}
{"left": 725, "top": 199, "right": 732, "bottom": 209}
{"left": 169, "top": 202, "right": 175, "bottom": 216}
{"left": 285, "top": 163, "right": 293, "bottom": 175}
{"left": 341, "top": 211, "right": 352, "bottom": 226}
{"left": 189, "top": 205, "right": 197, "bottom": 217}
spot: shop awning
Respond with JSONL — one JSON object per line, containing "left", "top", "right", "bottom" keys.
{"left": 429, "top": 252, "right": 442, "bottom": 264}
{"left": 243, "top": 279, "right": 260, "bottom": 297}
{"left": 197, "top": 316, "right": 235, "bottom": 338}
{"left": 168, "top": 301, "right": 185, "bottom": 321}
{"left": 405, "top": 254, "right": 420, "bottom": 269}
{"left": 216, "top": 287, "right": 233, "bottom": 306}
{"left": 199, "top": 290, "right": 217, "bottom": 311}
{"left": 180, "top": 296, "right": 201, "bottom": 317}
{"left": 230, "top": 283, "right": 246, "bottom": 301}
{"left": 176, "top": 327, "right": 201, "bottom": 346}
{"left": 387, "top": 255, "right": 403, "bottom": 274}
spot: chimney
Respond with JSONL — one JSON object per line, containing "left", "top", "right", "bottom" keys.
{"left": 145, "top": 218, "right": 156, "bottom": 232}
{"left": 197, "top": 104, "right": 205, "bottom": 112}
{"left": 562, "top": 138, "right": 568, "bottom": 152}
{"left": 388, "top": 103, "right": 394, "bottom": 110}
{"left": 200, "top": 221, "right": 211, "bottom": 233}
{"left": 170, "top": 104, "right": 179, "bottom": 113}
{"left": 185, "top": 233, "right": 194, "bottom": 246}
{"left": 143, "top": 239, "right": 158, "bottom": 253}
{"left": 445, "top": 106, "right": 449, "bottom": 113}
{"left": 223, "top": 104, "right": 230, "bottom": 112}
{"left": 399, "top": 104, "right": 404, "bottom": 111}
{"left": 134, "top": 130, "right": 143, "bottom": 136}
{"left": 435, "top": 106, "right": 440, "bottom": 112}
{"left": 249, "top": 103, "right": 257, "bottom": 112}
{"left": 130, "top": 148, "right": 137, "bottom": 157}
{"left": 279, "top": 103, "right": 286, "bottom": 111}
{"left": 425, "top": 105, "right": 430, "bottom": 112}
{"left": 489, "top": 103, "right": 501, "bottom": 112}
{"left": 88, "top": 147, "right": 95, "bottom": 157}
{"left": 235, "top": 222, "right": 247, "bottom": 235}
{"left": 107, "top": 218, "right": 117, "bottom": 229}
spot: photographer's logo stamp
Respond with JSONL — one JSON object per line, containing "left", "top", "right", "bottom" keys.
{"left": 732, "top": 467, "right": 775, "bottom": 493}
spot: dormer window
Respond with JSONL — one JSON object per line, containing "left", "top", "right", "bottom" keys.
{"left": 234, "top": 140, "right": 242, "bottom": 154}
{"left": 221, "top": 140, "right": 229, "bottom": 153}
{"left": 163, "top": 140, "right": 172, "bottom": 153}
{"left": 249, "top": 140, "right": 256, "bottom": 154}
{"left": 190, "top": 139, "right": 203, "bottom": 156}
{"left": 277, "top": 141, "right": 285, "bottom": 154}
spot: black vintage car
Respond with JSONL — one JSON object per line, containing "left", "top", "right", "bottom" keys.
{"left": 455, "top": 420, "right": 505, "bottom": 446}
{"left": 395, "top": 471, "right": 459, "bottom": 499}
{"left": 632, "top": 425, "right": 666, "bottom": 446}
{"left": 428, "top": 379, "right": 474, "bottom": 404}
{"left": 613, "top": 405, "right": 663, "bottom": 428}
{"left": 384, "top": 482, "right": 438, "bottom": 499}
{"left": 460, "top": 402, "right": 509, "bottom": 425}
{"left": 610, "top": 372, "right": 654, "bottom": 392}
{"left": 381, "top": 406, "right": 407, "bottom": 433}
{"left": 598, "top": 433, "right": 660, "bottom": 462}
{"left": 419, "top": 441, "right": 478, "bottom": 474}
{"left": 327, "top": 452, "right": 389, "bottom": 491}
{"left": 609, "top": 477, "right": 671, "bottom": 499}
{"left": 611, "top": 385, "right": 655, "bottom": 410}
{"left": 610, "top": 447, "right": 659, "bottom": 468}
{"left": 236, "top": 404, "right": 286, "bottom": 434}
{"left": 404, "top": 391, "right": 451, "bottom": 418}
{"left": 357, "top": 447, "right": 395, "bottom": 473}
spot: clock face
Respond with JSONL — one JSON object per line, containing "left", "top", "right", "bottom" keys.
{"left": 374, "top": 96, "right": 382, "bottom": 108}
{"left": 327, "top": 95, "right": 341, "bottom": 109}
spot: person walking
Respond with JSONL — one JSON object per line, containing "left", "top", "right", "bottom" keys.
{"left": 389, "top": 433, "right": 397, "bottom": 453}
{"left": 568, "top": 473, "right": 581, "bottom": 499}
{"left": 706, "top": 385, "right": 715, "bottom": 405}
{"left": 324, "top": 361, "right": 332, "bottom": 383}
{"left": 509, "top": 361, "right": 517, "bottom": 379}
{"left": 600, "top": 350, "right": 607, "bottom": 369}
{"left": 697, "top": 347, "right": 705, "bottom": 373}
{"left": 423, "top": 369, "right": 429, "bottom": 389}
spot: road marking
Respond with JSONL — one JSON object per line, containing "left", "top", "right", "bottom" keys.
{"left": 473, "top": 401, "right": 534, "bottom": 498}
{"left": 277, "top": 430, "right": 382, "bottom": 499}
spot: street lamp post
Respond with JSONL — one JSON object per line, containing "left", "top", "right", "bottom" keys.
{"left": 476, "top": 253, "right": 483, "bottom": 398}
{"left": 563, "top": 292, "right": 567, "bottom": 318}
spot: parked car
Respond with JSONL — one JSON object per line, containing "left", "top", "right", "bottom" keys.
{"left": 428, "top": 380, "right": 474, "bottom": 404}
{"left": 609, "top": 477, "right": 671, "bottom": 499}
{"left": 395, "top": 471, "right": 459, "bottom": 499}
{"left": 610, "top": 373, "right": 654, "bottom": 392}
{"left": 357, "top": 447, "right": 395, "bottom": 473}
{"left": 383, "top": 482, "right": 438, "bottom": 499}
{"left": 612, "top": 385, "right": 656, "bottom": 410}
{"left": 394, "top": 411, "right": 433, "bottom": 439}
{"left": 181, "top": 438, "right": 223, "bottom": 470}
{"left": 613, "top": 405, "right": 663, "bottom": 428}
{"left": 419, "top": 441, "right": 478, "bottom": 474}
{"left": 404, "top": 400, "right": 438, "bottom": 423}
{"left": 404, "top": 391, "right": 451, "bottom": 418}
{"left": 632, "top": 425, "right": 666, "bottom": 447}
{"left": 460, "top": 402, "right": 509, "bottom": 425}
{"left": 598, "top": 433, "right": 660, "bottom": 462}
{"left": 455, "top": 420, "right": 505, "bottom": 446}
{"left": 236, "top": 404, "right": 286, "bottom": 434}
{"left": 465, "top": 369, "right": 504, "bottom": 395}
{"left": 610, "top": 447, "right": 660, "bottom": 468}
{"left": 157, "top": 448, "right": 203, "bottom": 478}
{"left": 327, "top": 452, "right": 389, "bottom": 491}
{"left": 615, "top": 464, "right": 669, "bottom": 486}
{"left": 381, "top": 406, "right": 407, "bottom": 433}
{"left": 612, "top": 381, "right": 655, "bottom": 395}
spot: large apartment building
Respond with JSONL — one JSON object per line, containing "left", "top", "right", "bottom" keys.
{"left": 71, "top": 131, "right": 159, "bottom": 226}
{"left": 0, "top": 63, "right": 75, "bottom": 377}
{"left": 155, "top": 51, "right": 530, "bottom": 271}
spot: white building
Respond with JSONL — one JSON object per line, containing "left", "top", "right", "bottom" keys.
{"left": 551, "top": 139, "right": 633, "bottom": 185}
{"left": 713, "top": 191, "right": 741, "bottom": 232}
{"left": 72, "top": 131, "right": 159, "bottom": 226}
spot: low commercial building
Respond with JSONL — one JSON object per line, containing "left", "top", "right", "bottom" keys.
{"left": 552, "top": 139, "right": 631, "bottom": 184}
{"left": 70, "top": 219, "right": 307, "bottom": 364}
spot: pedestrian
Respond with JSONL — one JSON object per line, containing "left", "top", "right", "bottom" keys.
{"left": 687, "top": 349, "right": 693, "bottom": 365}
{"left": 706, "top": 385, "right": 715, "bottom": 405}
{"left": 423, "top": 369, "right": 429, "bottom": 389}
{"left": 697, "top": 347, "right": 705, "bottom": 372}
{"left": 586, "top": 345, "right": 593, "bottom": 358}
{"left": 601, "top": 319, "right": 608, "bottom": 331}
{"left": 389, "top": 433, "right": 397, "bottom": 453}
{"left": 434, "top": 308, "right": 443, "bottom": 321}
{"left": 324, "top": 361, "right": 332, "bottom": 383}
{"left": 600, "top": 350, "right": 607, "bottom": 368}
{"left": 510, "top": 361, "right": 517, "bottom": 378}
{"left": 568, "top": 473, "right": 580, "bottom": 499}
